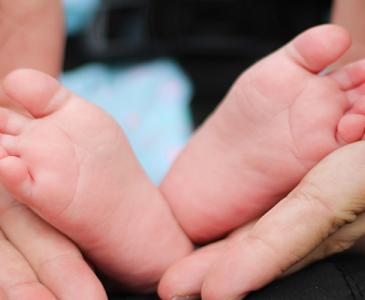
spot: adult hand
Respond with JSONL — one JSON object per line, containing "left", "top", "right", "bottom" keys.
{"left": 0, "top": 0, "right": 64, "bottom": 111}
{"left": 0, "top": 185, "right": 107, "bottom": 300}
{"left": 331, "top": 0, "right": 365, "bottom": 68}
{"left": 0, "top": 0, "right": 63, "bottom": 79}
{"left": 0, "top": 1, "right": 107, "bottom": 299}
{"left": 159, "top": 142, "right": 365, "bottom": 300}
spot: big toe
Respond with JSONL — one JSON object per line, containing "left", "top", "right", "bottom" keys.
{"left": 2, "top": 69, "right": 68, "bottom": 118}
{"left": 286, "top": 24, "right": 351, "bottom": 73}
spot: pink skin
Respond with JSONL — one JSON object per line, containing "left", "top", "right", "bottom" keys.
{"left": 0, "top": 0, "right": 63, "bottom": 109}
{"left": 0, "top": 186, "right": 107, "bottom": 300}
{"left": 0, "top": 69, "right": 193, "bottom": 291}
{"left": 1, "top": 23, "right": 365, "bottom": 298}
{"left": 161, "top": 24, "right": 365, "bottom": 243}
{"left": 158, "top": 24, "right": 365, "bottom": 299}
{"left": 159, "top": 142, "right": 365, "bottom": 300}
{"left": 0, "top": 1, "right": 108, "bottom": 299}
{"left": 0, "top": 0, "right": 63, "bottom": 78}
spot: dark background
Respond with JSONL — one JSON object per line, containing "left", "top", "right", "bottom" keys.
{"left": 65, "top": 0, "right": 332, "bottom": 127}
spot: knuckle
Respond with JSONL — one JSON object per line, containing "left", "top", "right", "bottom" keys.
{"left": 290, "top": 179, "right": 332, "bottom": 214}
{"left": 246, "top": 234, "right": 287, "bottom": 275}
{"left": 323, "top": 238, "right": 354, "bottom": 257}
{"left": 293, "top": 179, "right": 357, "bottom": 229}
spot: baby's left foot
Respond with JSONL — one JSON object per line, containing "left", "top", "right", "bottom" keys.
{"left": 0, "top": 69, "right": 192, "bottom": 290}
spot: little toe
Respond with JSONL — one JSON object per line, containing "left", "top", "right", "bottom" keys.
{"left": 0, "top": 156, "right": 33, "bottom": 201}
{"left": 286, "top": 24, "right": 350, "bottom": 73}
{"left": 2, "top": 69, "right": 70, "bottom": 118}
{"left": 0, "top": 108, "right": 29, "bottom": 135}
{"left": 337, "top": 113, "right": 365, "bottom": 144}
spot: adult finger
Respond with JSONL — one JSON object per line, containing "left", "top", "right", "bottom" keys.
{"left": 0, "top": 230, "right": 57, "bottom": 300}
{"left": 158, "top": 221, "right": 256, "bottom": 300}
{"left": 0, "top": 0, "right": 64, "bottom": 78}
{"left": 202, "top": 142, "right": 365, "bottom": 300}
{"left": 284, "top": 212, "right": 365, "bottom": 276}
{"left": 0, "top": 187, "right": 107, "bottom": 300}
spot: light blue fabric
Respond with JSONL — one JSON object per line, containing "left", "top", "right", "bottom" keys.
{"left": 63, "top": 0, "right": 100, "bottom": 35}
{"left": 62, "top": 59, "right": 193, "bottom": 183}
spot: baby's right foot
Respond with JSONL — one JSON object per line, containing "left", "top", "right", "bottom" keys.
{"left": 0, "top": 69, "right": 193, "bottom": 291}
{"left": 162, "top": 25, "right": 365, "bottom": 243}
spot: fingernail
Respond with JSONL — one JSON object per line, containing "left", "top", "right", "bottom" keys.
{"left": 232, "top": 293, "right": 248, "bottom": 300}
{"left": 171, "top": 296, "right": 200, "bottom": 300}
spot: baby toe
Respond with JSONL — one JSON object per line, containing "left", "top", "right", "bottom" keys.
{"left": 0, "top": 156, "right": 33, "bottom": 203}
{"left": 329, "top": 59, "right": 365, "bottom": 91}
{"left": 337, "top": 113, "right": 365, "bottom": 144}
{"left": 2, "top": 69, "right": 70, "bottom": 118}
{"left": 287, "top": 24, "right": 350, "bottom": 73}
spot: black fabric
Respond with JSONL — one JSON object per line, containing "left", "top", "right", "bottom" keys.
{"left": 65, "top": 0, "right": 332, "bottom": 126}
{"left": 107, "top": 253, "right": 365, "bottom": 299}
{"left": 247, "top": 253, "right": 365, "bottom": 300}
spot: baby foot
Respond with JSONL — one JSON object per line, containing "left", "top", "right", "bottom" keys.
{"left": 162, "top": 24, "right": 365, "bottom": 242}
{"left": 0, "top": 69, "right": 193, "bottom": 290}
